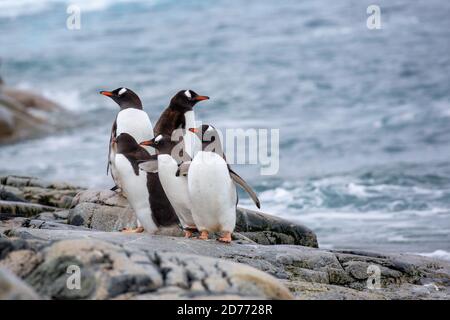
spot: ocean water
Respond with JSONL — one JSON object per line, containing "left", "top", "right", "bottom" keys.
{"left": 1, "top": 0, "right": 449, "bottom": 257}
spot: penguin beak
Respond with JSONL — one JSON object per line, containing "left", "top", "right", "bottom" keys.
{"left": 140, "top": 140, "right": 154, "bottom": 147}
{"left": 193, "top": 95, "right": 209, "bottom": 102}
{"left": 100, "top": 91, "right": 113, "bottom": 97}
{"left": 189, "top": 128, "right": 199, "bottom": 133}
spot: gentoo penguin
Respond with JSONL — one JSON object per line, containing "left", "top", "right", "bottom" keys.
{"left": 113, "top": 132, "right": 158, "bottom": 233}
{"left": 139, "top": 134, "right": 196, "bottom": 237}
{"left": 153, "top": 90, "right": 209, "bottom": 159}
{"left": 181, "top": 125, "right": 260, "bottom": 210}
{"left": 100, "top": 87, "right": 154, "bottom": 191}
{"left": 181, "top": 125, "right": 261, "bottom": 243}
{"left": 100, "top": 87, "right": 178, "bottom": 232}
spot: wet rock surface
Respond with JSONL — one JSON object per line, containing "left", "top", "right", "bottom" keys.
{"left": 0, "top": 175, "right": 449, "bottom": 300}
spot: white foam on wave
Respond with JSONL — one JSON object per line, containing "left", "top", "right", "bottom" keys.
{"left": 415, "top": 250, "right": 450, "bottom": 262}
{"left": 347, "top": 183, "right": 369, "bottom": 197}
{"left": 387, "top": 235, "right": 409, "bottom": 243}
{"left": 0, "top": 0, "right": 152, "bottom": 19}
{"left": 0, "top": 124, "right": 110, "bottom": 188}
{"left": 0, "top": 0, "right": 50, "bottom": 19}
{"left": 14, "top": 82, "right": 94, "bottom": 112}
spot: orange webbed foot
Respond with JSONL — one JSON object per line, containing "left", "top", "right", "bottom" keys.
{"left": 121, "top": 227, "right": 145, "bottom": 234}
{"left": 217, "top": 232, "right": 232, "bottom": 243}
{"left": 197, "top": 230, "right": 209, "bottom": 240}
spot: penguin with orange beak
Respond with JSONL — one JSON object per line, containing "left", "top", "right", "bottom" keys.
{"left": 100, "top": 87, "right": 178, "bottom": 233}
{"left": 153, "top": 90, "right": 209, "bottom": 159}
{"left": 179, "top": 125, "right": 261, "bottom": 243}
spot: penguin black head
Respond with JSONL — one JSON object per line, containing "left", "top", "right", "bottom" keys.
{"left": 140, "top": 134, "right": 177, "bottom": 155}
{"left": 189, "top": 124, "right": 218, "bottom": 143}
{"left": 115, "top": 133, "right": 140, "bottom": 154}
{"left": 169, "top": 90, "right": 209, "bottom": 111}
{"left": 100, "top": 87, "right": 143, "bottom": 110}
{"left": 189, "top": 124, "right": 223, "bottom": 156}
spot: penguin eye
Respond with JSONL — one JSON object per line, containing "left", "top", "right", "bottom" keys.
{"left": 154, "top": 135, "right": 163, "bottom": 144}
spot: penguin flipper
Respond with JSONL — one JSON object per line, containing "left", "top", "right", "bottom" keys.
{"left": 229, "top": 169, "right": 261, "bottom": 209}
{"left": 107, "top": 119, "right": 117, "bottom": 175}
{"left": 175, "top": 161, "right": 191, "bottom": 177}
{"left": 139, "top": 160, "right": 159, "bottom": 173}
{"left": 110, "top": 185, "right": 119, "bottom": 192}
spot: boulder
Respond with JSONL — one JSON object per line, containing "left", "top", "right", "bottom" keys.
{"left": 0, "top": 267, "right": 40, "bottom": 299}
{"left": 0, "top": 105, "right": 14, "bottom": 136}
{"left": 1, "top": 175, "right": 83, "bottom": 208}
{"left": 0, "top": 237, "right": 292, "bottom": 300}
{"left": 2, "top": 227, "right": 449, "bottom": 300}
{"left": 0, "top": 86, "right": 71, "bottom": 144}
{"left": 0, "top": 200, "right": 58, "bottom": 218}
{"left": 1, "top": 176, "right": 317, "bottom": 247}
{"left": 69, "top": 189, "right": 318, "bottom": 247}
{"left": 236, "top": 207, "right": 317, "bottom": 247}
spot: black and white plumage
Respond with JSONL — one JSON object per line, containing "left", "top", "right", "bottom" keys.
{"left": 153, "top": 90, "right": 209, "bottom": 159}
{"left": 178, "top": 125, "right": 261, "bottom": 242}
{"left": 100, "top": 88, "right": 178, "bottom": 231}
{"left": 139, "top": 134, "right": 195, "bottom": 236}
{"left": 100, "top": 87, "right": 154, "bottom": 191}
{"left": 114, "top": 133, "right": 158, "bottom": 232}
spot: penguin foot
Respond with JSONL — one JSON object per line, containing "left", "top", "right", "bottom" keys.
{"left": 198, "top": 230, "right": 209, "bottom": 240}
{"left": 121, "top": 227, "right": 144, "bottom": 233}
{"left": 217, "top": 232, "right": 232, "bottom": 243}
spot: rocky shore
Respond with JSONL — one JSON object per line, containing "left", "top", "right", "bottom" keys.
{"left": 1, "top": 175, "right": 449, "bottom": 300}
{"left": 0, "top": 81, "right": 71, "bottom": 144}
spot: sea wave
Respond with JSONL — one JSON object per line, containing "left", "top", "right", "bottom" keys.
{"left": 416, "top": 250, "right": 450, "bottom": 262}
{"left": 13, "top": 82, "right": 91, "bottom": 113}
{"left": 246, "top": 168, "right": 450, "bottom": 214}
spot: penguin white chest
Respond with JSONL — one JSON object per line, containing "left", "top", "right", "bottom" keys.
{"left": 116, "top": 108, "right": 155, "bottom": 154}
{"left": 188, "top": 151, "right": 237, "bottom": 233}
{"left": 183, "top": 111, "right": 201, "bottom": 158}
{"left": 114, "top": 154, "right": 157, "bottom": 233}
{"left": 157, "top": 155, "right": 195, "bottom": 228}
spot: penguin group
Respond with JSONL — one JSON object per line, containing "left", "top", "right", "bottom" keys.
{"left": 100, "top": 88, "right": 260, "bottom": 243}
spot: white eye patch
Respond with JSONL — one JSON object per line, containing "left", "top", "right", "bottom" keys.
{"left": 206, "top": 125, "right": 214, "bottom": 132}
{"left": 155, "top": 135, "right": 163, "bottom": 142}
{"left": 184, "top": 90, "right": 191, "bottom": 99}
{"left": 118, "top": 88, "right": 127, "bottom": 96}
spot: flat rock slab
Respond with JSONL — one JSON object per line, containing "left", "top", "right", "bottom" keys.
{"left": 1, "top": 176, "right": 318, "bottom": 247}
{"left": 69, "top": 189, "right": 318, "bottom": 247}
{"left": 0, "top": 232, "right": 292, "bottom": 300}
{"left": 4, "top": 227, "right": 450, "bottom": 300}
{"left": 0, "top": 200, "right": 58, "bottom": 217}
